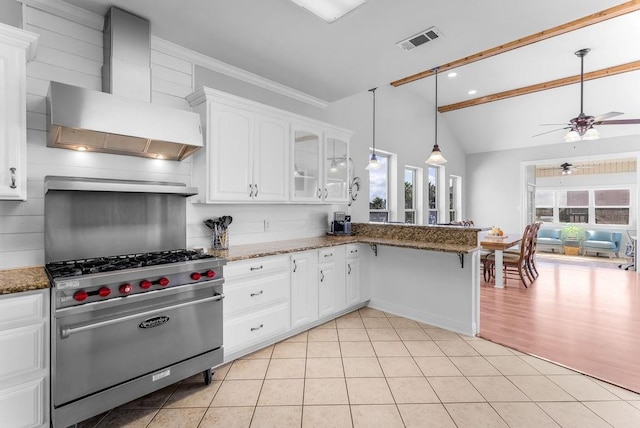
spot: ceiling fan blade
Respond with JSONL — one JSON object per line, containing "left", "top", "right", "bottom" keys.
{"left": 593, "top": 111, "right": 623, "bottom": 122}
{"left": 596, "top": 118, "right": 640, "bottom": 125}
{"left": 532, "top": 127, "right": 569, "bottom": 137}
{"left": 539, "top": 123, "right": 571, "bottom": 126}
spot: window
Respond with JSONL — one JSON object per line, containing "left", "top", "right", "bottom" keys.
{"left": 427, "top": 166, "right": 438, "bottom": 225}
{"left": 404, "top": 168, "right": 416, "bottom": 224}
{"left": 594, "top": 189, "right": 630, "bottom": 225}
{"left": 369, "top": 152, "right": 389, "bottom": 222}
{"left": 558, "top": 190, "right": 589, "bottom": 223}
{"left": 535, "top": 189, "right": 554, "bottom": 222}
{"left": 449, "top": 175, "right": 461, "bottom": 222}
{"left": 534, "top": 188, "right": 631, "bottom": 226}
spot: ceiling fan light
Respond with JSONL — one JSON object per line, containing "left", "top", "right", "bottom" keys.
{"left": 564, "top": 130, "right": 581, "bottom": 143}
{"left": 583, "top": 127, "right": 600, "bottom": 140}
{"left": 365, "top": 152, "right": 380, "bottom": 170}
{"left": 425, "top": 144, "right": 447, "bottom": 165}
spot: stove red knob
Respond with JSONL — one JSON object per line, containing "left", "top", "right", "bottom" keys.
{"left": 119, "top": 283, "right": 133, "bottom": 294}
{"left": 140, "top": 280, "right": 152, "bottom": 289}
{"left": 206, "top": 270, "right": 216, "bottom": 278}
{"left": 159, "top": 277, "right": 170, "bottom": 287}
{"left": 191, "top": 272, "right": 202, "bottom": 280}
{"left": 98, "top": 287, "right": 111, "bottom": 297}
{"left": 74, "top": 290, "right": 88, "bottom": 302}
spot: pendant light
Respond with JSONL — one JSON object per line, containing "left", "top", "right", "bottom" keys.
{"left": 365, "top": 87, "right": 381, "bottom": 170}
{"left": 425, "top": 67, "right": 447, "bottom": 165}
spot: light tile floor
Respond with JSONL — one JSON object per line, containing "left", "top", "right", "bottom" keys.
{"left": 79, "top": 307, "right": 640, "bottom": 427}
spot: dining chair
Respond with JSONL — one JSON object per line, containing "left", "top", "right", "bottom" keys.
{"left": 486, "top": 224, "right": 533, "bottom": 287}
{"left": 527, "top": 222, "right": 542, "bottom": 279}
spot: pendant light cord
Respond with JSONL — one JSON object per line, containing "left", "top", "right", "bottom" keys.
{"left": 579, "top": 53, "right": 584, "bottom": 115}
{"left": 369, "top": 87, "right": 377, "bottom": 154}
{"left": 434, "top": 68, "right": 438, "bottom": 146}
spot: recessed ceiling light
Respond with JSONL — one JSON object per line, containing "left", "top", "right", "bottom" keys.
{"left": 290, "top": 0, "right": 367, "bottom": 23}
{"left": 468, "top": 89, "right": 477, "bottom": 95}
{"left": 76, "top": 146, "right": 87, "bottom": 151}
{"left": 447, "top": 72, "right": 457, "bottom": 78}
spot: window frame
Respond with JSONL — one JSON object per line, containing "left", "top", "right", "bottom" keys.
{"left": 427, "top": 165, "right": 440, "bottom": 225}
{"left": 368, "top": 151, "right": 390, "bottom": 223}
{"left": 403, "top": 166, "right": 423, "bottom": 224}
{"left": 534, "top": 186, "right": 633, "bottom": 227}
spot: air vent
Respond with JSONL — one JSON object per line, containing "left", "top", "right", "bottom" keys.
{"left": 396, "top": 26, "right": 443, "bottom": 51}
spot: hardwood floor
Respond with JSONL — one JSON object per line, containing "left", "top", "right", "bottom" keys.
{"left": 479, "top": 260, "right": 640, "bottom": 393}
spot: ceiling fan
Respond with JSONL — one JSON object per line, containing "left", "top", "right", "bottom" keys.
{"left": 535, "top": 48, "right": 640, "bottom": 141}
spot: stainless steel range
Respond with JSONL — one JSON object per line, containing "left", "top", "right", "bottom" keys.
{"left": 44, "top": 177, "right": 225, "bottom": 428}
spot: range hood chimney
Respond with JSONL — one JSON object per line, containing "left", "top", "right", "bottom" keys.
{"left": 46, "top": 7, "right": 203, "bottom": 161}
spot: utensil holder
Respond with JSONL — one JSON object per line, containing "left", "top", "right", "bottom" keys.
{"left": 212, "top": 227, "right": 229, "bottom": 250}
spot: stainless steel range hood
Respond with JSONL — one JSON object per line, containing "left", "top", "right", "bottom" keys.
{"left": 46, "top": 7, "right": 203, "bottom": 161}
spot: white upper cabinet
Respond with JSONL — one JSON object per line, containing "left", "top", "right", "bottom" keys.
{"left": 323, "top": 133, "right": 349, "bottom": 203}
{"left": 189, "top": 87, "right": 350, "bottom": 204}
{"left": 0, "top": 25, "right": 38, "bottom": 201}
{"left": 291, "top": 126, "right": 322, "bottom": 202}
{"left": 290, "top": 124, "right": 351, "bottom": 203}
{"left": 189, "top": 89, "right": 289, "bottom": 202}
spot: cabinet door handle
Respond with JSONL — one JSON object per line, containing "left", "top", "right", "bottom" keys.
{"left": 251, "top": 324, "right": 264, "bottom": 332}
{"left": 293, "top": 260, "right": 297, "bottom": 273}
{"left": 249, "top": 184, "right": 254, "bottom": 197}
{"left": 324, "top": 188, "right": 328, "bottom": 198}
{"left": 9, "top": 168, "right": 17, "bottom": 189}
{"left": 348, "top": 264, "right": 352, "bottom": 275}
{"left": 350, "top": 249, "right": 358, "bottom": 254}
{"left": 254, "top": 184, "right": 259, "bottom": 197}
{"left": 250, "top": 290, "right": 264, "bottom": 297}
{"left": 320, "top": 270, "right": 324, "bottom": 282}
{"left": 317, "top": 188, "right": 322, "bottom": 199}
{"left": 323, "top": 253, "right": 333, "bottom": 258}
{"left": 250, "top": 265, "right": 264, "bottom": 271}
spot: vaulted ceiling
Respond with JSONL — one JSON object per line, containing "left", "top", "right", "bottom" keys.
{"left": 64, "top": 0, "right": 640, "bottom": 154}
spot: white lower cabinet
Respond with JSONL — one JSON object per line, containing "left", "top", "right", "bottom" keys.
{"left": 346, "top": 244, "right": 362, "bottom": 307}
{"left": 290, "top": 251, "right": 319, "bottom": 329}
{"left": 223, "top": 255, "right": 291, "bottom": 359}
{"left": 223, "top": 244, "right": 368, "bottom": 359}
{"left": 0, "top": 289, "right": 49, "bottom": 428}
{"left": 318, "top": 246, "right": 346, "bottom": 318}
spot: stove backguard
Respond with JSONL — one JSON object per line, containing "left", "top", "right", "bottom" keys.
{"left": 45, "top": 177, "right": 194, "bottom": 263}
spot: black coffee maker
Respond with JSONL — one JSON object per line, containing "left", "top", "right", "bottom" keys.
{"left": 331, "top": 211, "right": 352, "bottom": 235}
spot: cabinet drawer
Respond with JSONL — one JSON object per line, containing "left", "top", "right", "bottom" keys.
{"left": 0, "top": 323, "right": 45, "bottom": 382}
{"left": 0, "top": 292, "right": 44, "bottom": 328}
{"left": 225, "top": 255, "right": 289, "bottom": 280}
{"left": 346, "top": 244, "right": 361, "bottom": 259}
{"left": 0, "top": 378, "right": 45, "bottom": 428}
{"left": 318, "top": 247, "right": 339, "bottom": 261}
{"left": 224, "top": 304, "right": 290, "bottom": 353}
{"left": 224, "top": 271, "right": 289, "bottom": 316}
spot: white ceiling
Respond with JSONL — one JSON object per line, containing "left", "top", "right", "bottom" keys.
{"left": 63, "top": 0, "right": 640, "bottom": 154}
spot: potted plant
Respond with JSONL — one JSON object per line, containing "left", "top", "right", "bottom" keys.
{"left": 560, "top": 225, "right": 586, "bottom": 255}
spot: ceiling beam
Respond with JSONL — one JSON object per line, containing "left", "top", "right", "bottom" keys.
{"left": 437, "top": 60, "right": 640, "bottom": 113}
{"left": 390, "top": 0, "right": 640, "bottom": 87}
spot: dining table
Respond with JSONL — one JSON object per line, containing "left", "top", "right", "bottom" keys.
{"left": 480, "top": 233, "right": 522, "bottom": 288}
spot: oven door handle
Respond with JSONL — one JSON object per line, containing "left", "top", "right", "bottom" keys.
{"left": 60, "top": 293, "right": 225, "bottom": 339}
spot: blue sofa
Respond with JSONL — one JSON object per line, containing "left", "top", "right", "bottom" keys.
{"left": 537, "top": 228, "right": 563, "bottom": 253}
{"left": 583, "top": 230, "right": 622, "bottom": 258}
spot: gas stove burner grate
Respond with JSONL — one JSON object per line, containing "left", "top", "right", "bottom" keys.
{"left": 46, "top": 249, "right": 214, "bottom": 279}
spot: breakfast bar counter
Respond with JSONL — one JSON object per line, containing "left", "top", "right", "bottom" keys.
{"left": 212, "top": 222, "right": 482, "bottom": 262}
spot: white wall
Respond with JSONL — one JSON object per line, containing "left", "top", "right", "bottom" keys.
{"left": 467, "top": 136, "right": 640, "bottom": 233}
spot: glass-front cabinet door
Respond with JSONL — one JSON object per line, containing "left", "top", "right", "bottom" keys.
{"left": 291, "top": 128, "right": 321, "bottom": 201}
{"left": 323, "top": 136, "right": 349, "bottom": 202}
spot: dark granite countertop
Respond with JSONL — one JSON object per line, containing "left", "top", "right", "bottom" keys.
{"left": 0, "top": 266, "right": 50, "bottom": 295}
{"left": 210, "top": 225, "right": 480, "bottom": 262}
